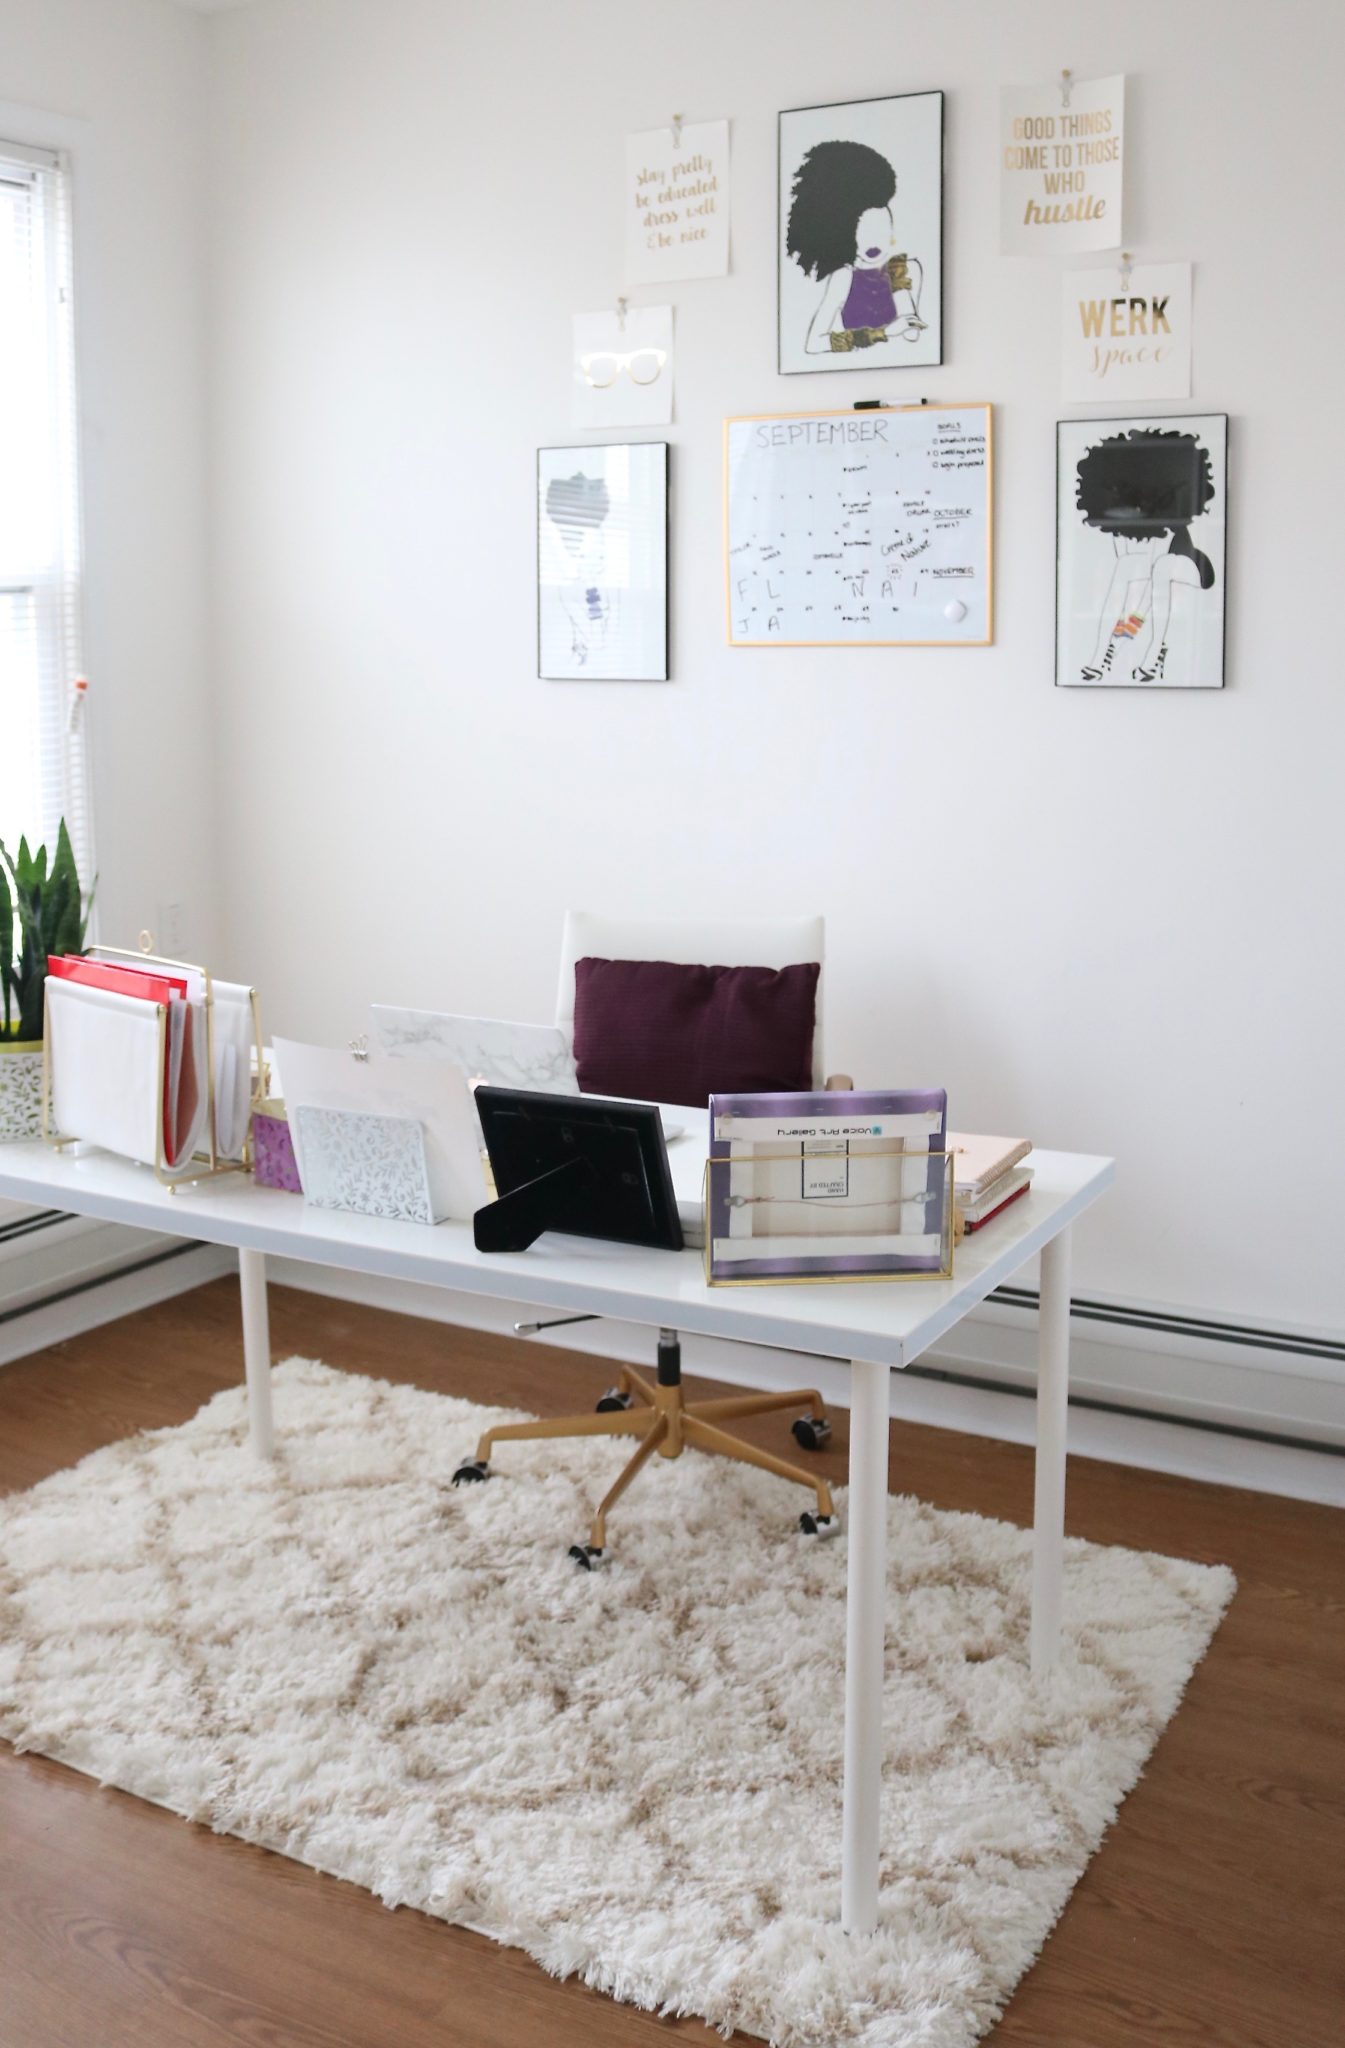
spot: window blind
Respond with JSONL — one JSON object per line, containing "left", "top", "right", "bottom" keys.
{"left": 0, "top": 138, "right": 92, "bottom": 889}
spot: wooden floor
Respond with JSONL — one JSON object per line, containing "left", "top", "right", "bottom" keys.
{"left": 1, "top": 1279, "right": 1341, "bottom": 2048}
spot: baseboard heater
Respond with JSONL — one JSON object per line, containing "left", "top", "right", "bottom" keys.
{"left": 905, "top": 1362, "right": 1342, "bottom": 1460}
{"left": 0, "top": 1207, "right": 69, "bottom": 1249}
{"left": 992, "top": 1283, "right": 1345, "bottom": 1369}
{"left": 911, "top": 1285, "right": 1344, "bottom": 1460}
{"left": 0, "top": 1235, "right": 209, "bottom": 1330}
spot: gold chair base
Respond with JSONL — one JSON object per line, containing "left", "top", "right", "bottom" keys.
{"left": 469, "top": 1362, "right": 835, "bottom": 1553}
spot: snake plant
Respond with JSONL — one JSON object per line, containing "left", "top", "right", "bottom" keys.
{"left": 0, "top": 822, "right": 92, "bottom": 1043}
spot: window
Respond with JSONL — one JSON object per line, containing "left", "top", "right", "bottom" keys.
{"left": 0, "top": 138, "right": 91, "bottom": 881}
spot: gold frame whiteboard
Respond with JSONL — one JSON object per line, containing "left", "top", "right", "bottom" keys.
{"left": 723, "top": 403, "right": 993, "bottom": 648}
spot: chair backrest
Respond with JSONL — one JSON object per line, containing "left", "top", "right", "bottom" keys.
{"left": 555, "top": 911, "right": 827, "bottom": 1088}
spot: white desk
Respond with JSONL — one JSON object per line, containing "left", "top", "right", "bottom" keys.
{"left": 0, "top": 1136, "right": 1113, "bottom": 1937}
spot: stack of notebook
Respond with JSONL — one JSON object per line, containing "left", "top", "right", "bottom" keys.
{"left": 948, "top": 1132, "right": 1033, "bottom": 1233}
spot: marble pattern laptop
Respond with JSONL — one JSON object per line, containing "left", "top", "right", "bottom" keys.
{"left": 371, "top": 1006, "right": 580, "bottom": 1093}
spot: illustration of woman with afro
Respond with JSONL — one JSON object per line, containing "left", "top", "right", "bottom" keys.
{"left": 1074, "top": 428, "right": 1216, "bottom": 684}
{"left": 786, "top": 140, "right": 926, "bottom": 355}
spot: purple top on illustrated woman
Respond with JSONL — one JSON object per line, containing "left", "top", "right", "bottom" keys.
{"left": 841, "top": 265, "right": 898, "bottom": 331}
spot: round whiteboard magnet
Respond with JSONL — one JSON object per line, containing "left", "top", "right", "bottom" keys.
{"left": 943, "top": 599, "right": 968, "bottom": 623}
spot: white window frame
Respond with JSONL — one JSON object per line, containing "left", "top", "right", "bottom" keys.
{"left": 0, "top": 132, "right": 93, "bottom": 891}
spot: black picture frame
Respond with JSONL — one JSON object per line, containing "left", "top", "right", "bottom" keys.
{"left": 474, "top": 1087, "right": 683, "bottom": 1252}
{"left": 778, "top": 89, "right": 945, "bottom": 377}
{"left": 536, "top": 441, "right": 670, "bottom": 682}
{"left": 1055, "top": 413, "right": 1229, "bottom": 691}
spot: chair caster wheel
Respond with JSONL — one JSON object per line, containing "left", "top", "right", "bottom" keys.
{"left": 452, "top": 1458, "right": 490, "bottom": 1486}
{"left": 792, "top": 1415, "right": 832, "bottom": 1451}
{"left": 595, "top": 1388, "right": 633, "bottom": 1413}
{"left": 569, "top": 1543, "right": 605, "bottom": 1570}
{"left": 799, "top": 1511, "right": 836, "bottom": 1537}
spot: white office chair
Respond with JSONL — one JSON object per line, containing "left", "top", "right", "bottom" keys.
{"left": 454, "top": 912, "right": 843, "bottom": 1563}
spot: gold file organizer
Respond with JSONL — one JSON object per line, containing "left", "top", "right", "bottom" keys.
{"left": 42, "top": 945, "right": 265, "bottom": 1188}
{"left": 702, "top": 1147, "right": 956, "bottom": 1287}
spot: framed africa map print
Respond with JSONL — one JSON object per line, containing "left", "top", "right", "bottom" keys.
{"left": 537, "top": 443, "right": 669, "bottom": 681}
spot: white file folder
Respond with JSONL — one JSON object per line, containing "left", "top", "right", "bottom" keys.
{"left": 46, "top": 978, "right": 208, "bottom": 1171}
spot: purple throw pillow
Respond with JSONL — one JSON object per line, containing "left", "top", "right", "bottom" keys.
{"left": 572, "top": 957, "right": 820, "bottom": 1109}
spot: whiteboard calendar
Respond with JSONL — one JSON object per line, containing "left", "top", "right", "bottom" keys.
{"left": 724, "top": 404, "right": 993, "bottom": 647}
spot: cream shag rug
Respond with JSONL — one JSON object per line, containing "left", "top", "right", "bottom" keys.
{"left": 0, "top": 1359, "right": 1234, "bottom": 2048}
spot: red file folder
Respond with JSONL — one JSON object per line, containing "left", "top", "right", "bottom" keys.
{"left": 47, "top": 956, "right": 189, "bottom": 1005}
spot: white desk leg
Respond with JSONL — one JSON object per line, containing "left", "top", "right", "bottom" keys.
{"left": 1031, "top": 1226, "right": 1072, "bottom": 1676}
{"left": 842, "top": 1357, "right": 888, "bottom": 1936}
{"left": 239, "top": 1247, "right": 275, "bottom": 1460}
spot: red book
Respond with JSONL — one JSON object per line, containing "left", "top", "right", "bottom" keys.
{"left": 48, "top": 956, "right": 188, "bottom": 1005}
{"left": 961, "top": 1180, "right": 1030, "bottom": 1234}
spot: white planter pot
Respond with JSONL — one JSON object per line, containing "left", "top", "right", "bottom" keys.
{"left": 0, "top": 1042, "right": 45, "bottom": 1141}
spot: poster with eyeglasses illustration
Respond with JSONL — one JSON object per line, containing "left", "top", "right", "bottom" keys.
{"left": 1056, "top": 415, "right": 1227, "bottom": 689}
{"left": 571, "top": 306, "right": 673, "bottom": 429}
{"left": 779, "top": 91, "right": 943, "bottom": 375}
{"left": 537, "top": 443, "right": 669, "bottom": 681}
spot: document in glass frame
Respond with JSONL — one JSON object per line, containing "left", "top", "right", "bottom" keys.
{"left": 706, "top": 1087, "right": 952, "bottom": 1285}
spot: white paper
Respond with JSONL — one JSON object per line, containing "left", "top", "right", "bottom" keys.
{"left": 272, "top": 1039, "right": 487, "bottom": 1223}
{"left": 571, "top": 306, "right": 673, "bottom": 430}
{"left": 625, "top": 119, "right": 729, "bottom": 283}
{"left": 210, "top": 981, "right": 256, "bottom": 1158}
{"left": 1061, "top": 261, "right": 1191, "bottom": 401}
{"left": 1002, "top": 75, "right": 1124, "bottom": 255}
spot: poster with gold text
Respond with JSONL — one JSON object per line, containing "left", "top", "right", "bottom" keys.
{"left": 1002, "top": 76, "right": 1124, "bottom": 255}
{"left": 625, "top": 121, "right": 729, "bottom": 283}
{"left": 1061, "top": 263, "right": 1191, "bottom": 401}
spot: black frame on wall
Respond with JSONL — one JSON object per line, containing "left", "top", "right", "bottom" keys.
{"left": 536, "top": 441, "right": 670, "bottom": 683}
{"left": 1054, "top": 413, "right": 1229, "bottom": 691}
{"left": 777, "top": 88, "right": 946, "bottom": 377}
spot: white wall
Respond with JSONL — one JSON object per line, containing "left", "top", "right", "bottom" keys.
{"left": 204, "top": 0, "right": 1344, "bottom": 1338}
{"left": 0, "top": 0, "right": 215, "bottom": 959}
